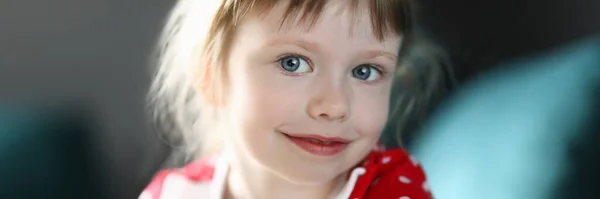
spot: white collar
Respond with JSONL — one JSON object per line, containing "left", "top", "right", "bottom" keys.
{"left": 208, "top": 155, "right": 230, "bottom": 199}
{"left": 208, "top": 155, "right": 365, "bottom": 199}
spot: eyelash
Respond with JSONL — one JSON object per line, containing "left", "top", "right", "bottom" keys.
{"left": 274, "top": 53, "right": 389, "bottom": 78}
{"left": 358, "top": 64, "right": 387, "bottom": 84}
{"left": 275, "top": 53, "right": 313, "bottom": 66}
{"left": 366, "top": 64, "right": 387, "bottom": 76}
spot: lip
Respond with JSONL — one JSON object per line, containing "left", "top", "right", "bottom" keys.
{"left": 281, "top": 132, "right": 350, "bottom": 156}
{"left": 287, "top": 134, "right": 351, "bottom": 143}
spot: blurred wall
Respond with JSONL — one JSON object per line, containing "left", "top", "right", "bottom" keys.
{"left": 417, "top": 0, "right": 600, "bottom": 82}
{"left": 0, "top": 0, "right": 172, "bottom": 198}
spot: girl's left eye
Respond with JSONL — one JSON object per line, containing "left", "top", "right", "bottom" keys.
{"left": 351, "top": 64, "right": 382, "bottom": 82}
{"left": 278, "top": 55, "right": 311, "bottom": 73}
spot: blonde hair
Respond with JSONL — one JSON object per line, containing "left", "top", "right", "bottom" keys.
{"left": 149, "top": 0, "right": 414, "bottom": 166}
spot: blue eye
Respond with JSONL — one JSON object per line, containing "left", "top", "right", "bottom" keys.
{"left": 352, "top": 64, "right": 382, "bottom": 81}
{"left": 279, "top": 55, "right": 311, "bottom": 73}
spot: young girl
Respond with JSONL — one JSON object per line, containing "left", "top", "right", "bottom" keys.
{"left": 141, "top": 0, "right": 435, "bottom": 198}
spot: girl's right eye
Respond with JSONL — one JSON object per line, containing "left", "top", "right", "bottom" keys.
{"left": 278, "top": 55, "right": 311, "bottom": 73}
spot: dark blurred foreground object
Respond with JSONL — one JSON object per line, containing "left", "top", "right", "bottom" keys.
{"left": 0, "top": 103, "right": 106, "bottom": 199}
{"left": 418, "top": 0, "right": 600, "bottom": 82}
{"left": 411, "top": 35, "right": 600, "bottom": 199}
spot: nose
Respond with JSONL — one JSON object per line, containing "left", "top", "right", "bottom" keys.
{"left": 306, "top": 83, "right": 350, "bottom": 122}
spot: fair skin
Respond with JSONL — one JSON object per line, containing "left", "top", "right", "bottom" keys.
{"left": 214, "top": 1, "right": 401, "bottom": 199}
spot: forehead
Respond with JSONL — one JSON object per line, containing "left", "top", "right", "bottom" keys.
{"left": 240, "top": 0, "right": 401, "bottom": 47}
{"left": 229, "top": 0, "right": 405, "bottom": 42}
{"left": 229, "top": 3, "right": 401, "bottom": 69}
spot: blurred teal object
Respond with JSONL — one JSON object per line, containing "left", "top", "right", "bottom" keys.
{"left": 411, "top": 36, "right": 600, "bottom": 199}
{"left": 0, "top": 104, "right": 105, "bottom": 199}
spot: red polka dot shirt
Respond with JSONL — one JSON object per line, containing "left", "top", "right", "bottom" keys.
{"left": 140, "top": 144, "right": 433, "bottom": 199}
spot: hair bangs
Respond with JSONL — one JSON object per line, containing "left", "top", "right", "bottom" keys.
{"left": 223, "top": 0, "right": 411, "bottom": 41}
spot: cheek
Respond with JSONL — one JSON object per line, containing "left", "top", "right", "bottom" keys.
{"left": 228, "top": 64, "right": 304, "bottom": 135}
{"left": 351, "top": 88, "right": 391, "bottom": 139}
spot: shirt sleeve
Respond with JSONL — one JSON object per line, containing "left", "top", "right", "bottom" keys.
{"left": 138, "top": 157, "right": 217, "bottom": 199}
{"left": 365, "top": 157, "right": 432, "bottom": 199}
{"left": 352, "top": 149, "right": 433, "bottom": 199}
{"left": 139, "top": 169, "right": 176, "bottom": 199}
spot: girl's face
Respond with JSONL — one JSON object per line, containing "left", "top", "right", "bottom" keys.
{"left": 224, "top": 1, "right": 401, "bottom": 184}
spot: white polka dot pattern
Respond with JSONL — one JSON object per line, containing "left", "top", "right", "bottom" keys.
{"left": 399, "top": 176, "right": 411, "bottom": 184}
{"left": 410, "top": 156, "right": 420, "bottom": 166}
{"left": 381, "top": 156, "right": 391, "bottom": 164}
{"left": 348, "top": 149, "right": 432, "bottom": 199}
{"left": 422, "top": 182, "right": 430, "bottom": 192}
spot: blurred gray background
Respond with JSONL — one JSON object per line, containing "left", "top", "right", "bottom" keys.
{"left": 0, "top": 0, "right": 173, "bottom": 198}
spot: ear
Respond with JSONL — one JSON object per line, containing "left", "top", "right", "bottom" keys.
{"left": 194, "top": 61, "right": 226, "bottom": 108}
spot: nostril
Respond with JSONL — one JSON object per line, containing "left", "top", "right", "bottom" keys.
{"left": 319, "top": 112, "right": 346, "bottom": 121}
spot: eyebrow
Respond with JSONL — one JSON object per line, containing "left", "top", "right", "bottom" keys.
{"left": 265, "top": 38, "right": 321, "bottom": 53}
{"left": 365, "top": 50, "right": 397, "bottom": 63}
{"left": 265, "top": 38, "right": 397, "bottom": 62}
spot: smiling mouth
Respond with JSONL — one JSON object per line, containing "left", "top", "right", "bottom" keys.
{"left": 280, "top": 132, "right": 350, "bottom": 156}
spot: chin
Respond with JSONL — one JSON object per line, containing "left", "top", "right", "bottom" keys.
{"left": 262, "top": 153, "right": 346, "bottom": 186}
{"left": 275, "top": 166, "right": 342, "bottom": 186}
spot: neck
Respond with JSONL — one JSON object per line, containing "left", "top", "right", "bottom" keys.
{"left": 223, "top": 147, "right": 345, "bottom": 199}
